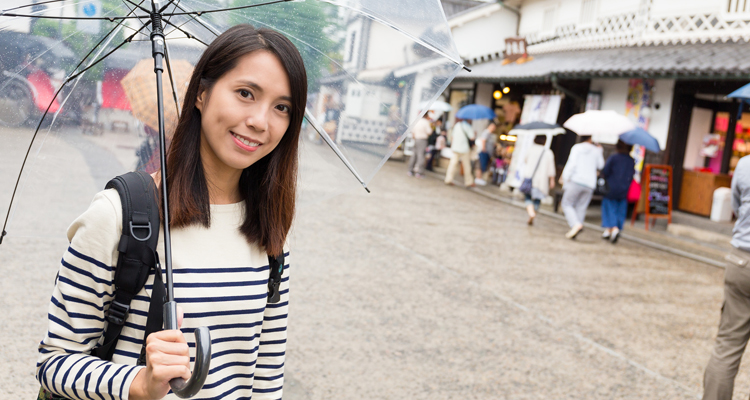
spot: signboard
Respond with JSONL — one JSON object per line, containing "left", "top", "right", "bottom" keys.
{"left": 502, "top": 38, "right": 532, "bottom": 65}
{"left": 77, "top": 0, "right": 101, "bottom": 35}
{"left": 634, "top": 164, "right": 672, "bottom": 230}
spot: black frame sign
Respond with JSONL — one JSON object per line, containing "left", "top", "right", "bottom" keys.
{"left": 644, "top": 164, "right": 672, "bottom": 230}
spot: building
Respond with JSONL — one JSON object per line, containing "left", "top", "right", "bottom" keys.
{"left": 453, "top": 0, "right": 750, "bottom": 217}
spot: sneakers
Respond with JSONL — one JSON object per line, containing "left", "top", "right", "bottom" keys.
{"left": 415, "top": 173, "right": 425, "bottom": 179}
{"left": 610, "top": 229, "right": 620, "bottom": 244}
{"left": 407, "top": 171, "right": 414, "bottom": 177}
{"left": 601, "top": 230, "right": 611, "bottom": 239}
{"left": 565, "top": 224, "right": 583, "bottom": 239}
{"left": 474, "top": 178, "right": 487, "bottom": 186}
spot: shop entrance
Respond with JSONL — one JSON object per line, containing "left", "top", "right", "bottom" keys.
{"left": 667, "top": 80, "right": 749, "bottom": 216}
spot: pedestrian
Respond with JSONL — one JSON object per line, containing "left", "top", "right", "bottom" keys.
{"left": 36, "top": 25, "right": 303, "bottom": 400}
{"left": 559, "top": 135, "right": 604, "bottom": 239}
{"left": 474, "top": 122, "right": 497, "bottom": 186}
{"left": 522, "top": 135, "right": 556, "bottom": 225}
{"left": 702, "top": 154, "right": 750, "bottom": 400}
{"left": 444, "top": 118, "right": 475, "bottom": 186}
{"left": 601, "top": 140, "right": 635, "bottom": 243}
{"left": 407, "top": 113, "right": 432, "bottom": 178}
{"left": 425, "top": 119, "right": 443, "bottom": 171}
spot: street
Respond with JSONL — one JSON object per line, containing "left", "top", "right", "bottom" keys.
{"left": 0, "top": 127, "right": 744, "bottom": 399}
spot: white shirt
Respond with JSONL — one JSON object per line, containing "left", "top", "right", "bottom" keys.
{"left": 561, "top": 141, "right": 605, "bottom": 189}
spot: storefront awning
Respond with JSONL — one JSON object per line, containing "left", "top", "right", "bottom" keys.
{"left": 456, "top": 43, "right": 750, "bottom": 82}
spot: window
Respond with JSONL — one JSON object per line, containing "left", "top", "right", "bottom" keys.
{"left": 344, "top": 31, "right": 357, "bottom": 63}
{"left": 728, "top": 0, "right": 750, "bottom": 13}
{"left": 542, "top": 6, "right": 557, "bottom": 31}
{"left": 580, "top": 0, "right": 598, "bottom": 24}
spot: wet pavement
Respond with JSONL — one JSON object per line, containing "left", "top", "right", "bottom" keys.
{"left": 0, "top": 127, "right": 746, "bottom": 399}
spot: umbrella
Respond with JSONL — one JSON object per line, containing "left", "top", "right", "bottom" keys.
{"left": 0, "top": 0, "right": 463, "bottom": 397}
{"left": 508, "top": 121, "right": 566, "bottom": 136}
{"left": 121, "top": 58, "right": 193, "bottom": 135}
{"left": 728, "top": 83, "right": 750, "bottom": 101}
{"left": 419, "top": 100, "right": 452, "bottom": 112}
{"left": 619, "top": 127, "right": 661, "bottom": 152}
{"left": 563, "top": 110, "right": 636, "bottom": 136}
{"left": 456, "top": 104, "right": 495, "bottom": 120}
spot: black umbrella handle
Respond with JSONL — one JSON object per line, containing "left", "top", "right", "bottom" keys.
{"left": 163, "top": 301, "right": 212, "bottom": 398}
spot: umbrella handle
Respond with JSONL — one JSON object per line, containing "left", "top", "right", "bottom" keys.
{"left": 163, "top": 301, "right": 212, "bottom": 399}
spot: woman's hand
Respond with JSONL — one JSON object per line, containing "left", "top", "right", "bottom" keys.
{"left": 130, "top": 307, "right": 191, "bottom": 400}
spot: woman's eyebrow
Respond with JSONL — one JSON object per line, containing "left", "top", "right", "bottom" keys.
{"left": 237, "top": 80, "right": 291, "bottom": 102}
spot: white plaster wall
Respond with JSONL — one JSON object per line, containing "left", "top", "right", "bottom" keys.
{"left": 475, "top": 83, "right": 494, "bottom": 108}
{"left": 684, "top": 107, "right": 714, "bottom": 170}
{"left": 451, "top": 9, "right": 518, "bottom": 60}
{"left": 365, "top": 22, "right": 409, "bottom": 70}
{"left": 588, "top": 78, "right": 674, "bottom": 149}
{"left": 650, "top": 0, "right": 724, "bottom": 17}
{"left": 597, "top": 0, "right": 641, "bottom": 18}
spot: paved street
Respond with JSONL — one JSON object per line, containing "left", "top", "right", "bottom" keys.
{"left": 0, "top": 127, "right": 747, "bottom": 399}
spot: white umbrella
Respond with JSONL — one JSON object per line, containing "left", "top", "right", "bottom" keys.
{"left": 419, "top": 100, "right": 452, "bottom": 112}
{"left": 563, "top": 110, "right": 636, "bottom": 136}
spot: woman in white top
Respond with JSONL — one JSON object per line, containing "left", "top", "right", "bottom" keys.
{"left": 522, "top": 135, "right": 556, "bottom": 225}
{"left": 36, "top": 25, "right": 305, "bottom": 400}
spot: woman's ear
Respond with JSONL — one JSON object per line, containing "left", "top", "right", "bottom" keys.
{"left": 195, "top": 86, "right": 205, "bottom": 112}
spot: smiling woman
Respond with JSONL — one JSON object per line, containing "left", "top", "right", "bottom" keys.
{"left": 36, "top": 25, "right": 307, "bottom": 400}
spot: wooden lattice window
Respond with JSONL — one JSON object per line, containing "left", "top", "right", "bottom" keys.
{"left": 728, "top": 0, "right": 750, "bottom": 13}
{"left": 580, "top": 0, "right": 598, "bottom": 24}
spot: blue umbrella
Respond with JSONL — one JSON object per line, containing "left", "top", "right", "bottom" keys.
{"left": 728, "top": 83, "right": 750, "bottom": 100}
{"left": 619, "top": 127, "right": 660, "bottom": 152}
{"left": 456, "top": 104, "right": 495, "bottom": 120}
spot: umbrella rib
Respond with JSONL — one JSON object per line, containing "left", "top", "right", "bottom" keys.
{"left": 161, "top": 0, "right": 294, "bottom": 17}
{"left": 167, "top": 2, "right": 221, "bottom": 37}
{"left": 1, "top": 17, "right": 152, "bottom": 244}
{"left": 2, "top": 0, "right": 69, "bottom": 13}
{"left": 160, "top": 18, "right": 209, "bottom": 46}
{"left": 162, "top": 40, "right": 182, "bottom": 117}
{"left": 0, "top": 12, "right": 147, "bottom": 20}
{"left": 303, "top": 109, "right": 370, "bottom": 193}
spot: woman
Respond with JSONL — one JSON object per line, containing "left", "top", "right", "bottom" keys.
{"left": 601, "top": 140, "right": 635, "bottom": 243}
{"left": 560, "top": 135, "right": 605, "bottom": 239}
{"left": 444, "top": 118, "right": 475, "bottom": 187}
{"left": 36, "top": 25, "right": 306, "bottom": 400}
{"left": 522, "top": 135, "right": 556, "bottom": 225}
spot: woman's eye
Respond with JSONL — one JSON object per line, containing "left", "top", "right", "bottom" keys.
{"left": 239, "top": 89, "right": 252, "bottom": 99}
{"left": 276, "top": 104, "right": 291, "bottom": 113}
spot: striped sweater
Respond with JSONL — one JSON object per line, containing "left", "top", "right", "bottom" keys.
{"left": 36, "top": 189, "right": 290, "bottom": 400}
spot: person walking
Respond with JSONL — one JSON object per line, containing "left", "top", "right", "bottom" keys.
{"left": 559, "top": 135, "right": 604, "bottom": 239}
{"left": 36, "top": 25, "right": 303, "bottom": 400}
{"left": 444, "top": 118, "right": 475, "bottom": 186}
{"left": 601, "top": 140, "right": 635, "bottom": 243}
{"left": 475, "top": 122, "right": 497, "bottom": 186}
{"left": 407, "top": 113, "right": 433, "bottom": 178}
{"left": 702, "top": 154, "right": 750, "bottom": 400}
{"left": 522, "top": 135, "right": 556, "bottom": 225}
{"left": 425, "top": 119, "right": 443, "bottom": 171}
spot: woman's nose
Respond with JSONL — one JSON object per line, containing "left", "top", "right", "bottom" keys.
{"left": 245, "top": 107, "right": 268, "bottom": 133}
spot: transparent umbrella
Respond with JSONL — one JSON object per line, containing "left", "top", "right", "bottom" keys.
{"left": 0, "top": 0, "right": 464, "bottom": 397}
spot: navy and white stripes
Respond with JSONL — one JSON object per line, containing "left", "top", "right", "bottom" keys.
{"left": 37, "top": 190, "right": 289, "bottom": 400}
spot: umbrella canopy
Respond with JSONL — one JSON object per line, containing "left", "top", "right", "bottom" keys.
{"left": 619, "top": 127, "right": 661, "bottom": 152}
{"left": 563, "top": 110, "right": 636, "bottom": 136}
{"left": 508, "top": 121, "right": 566, "bottom": 136}
{"left": 728, "top": 83, "right": 750, "bottom": 100}
{"left": 121, "top": 58, "right": 193, "bottom": 135}
{"left": 456, "top": 104, "right": 495, "bottom": 120}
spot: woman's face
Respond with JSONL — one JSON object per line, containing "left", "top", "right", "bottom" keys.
{"left": 196, "top": 50, "right": 292, "bottom": 175}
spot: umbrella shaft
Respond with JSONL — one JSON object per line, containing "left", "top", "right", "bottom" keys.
{"left": 150, "top": 6, "right": 175, "bottom": 304}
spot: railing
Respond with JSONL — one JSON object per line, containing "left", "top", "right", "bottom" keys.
{"left": 525, "top": 7, "right": 750, "bottom": 53}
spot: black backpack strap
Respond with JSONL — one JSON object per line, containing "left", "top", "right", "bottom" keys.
{"left": 138, "top": 266, "right": 166, "bottom": 365}
{"left": 267, "top": 253, "right": 285, "bottom": 304}
{"left": 93, "top": 171, "right": 161, "bottom": 361}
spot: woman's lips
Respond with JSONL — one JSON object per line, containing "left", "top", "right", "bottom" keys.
{"left": 231, "top": 131, "right": 261, "bottom": 152}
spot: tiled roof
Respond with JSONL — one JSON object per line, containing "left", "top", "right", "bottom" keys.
{"left": 456, "top": 43, "right": 750, "bottom": 82}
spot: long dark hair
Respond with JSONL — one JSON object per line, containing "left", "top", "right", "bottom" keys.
{"left": 165, "top": 24, "right": 307, "bottom": 256}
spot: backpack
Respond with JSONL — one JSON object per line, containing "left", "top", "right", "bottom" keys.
{"left": 93, "top": 171, "right": 285, "bottom": 363}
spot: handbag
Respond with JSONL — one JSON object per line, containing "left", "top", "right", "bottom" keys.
{"left": 595, "top": 176, "right": 610, "bottom": 197}
{"left": 519, "top": 149, "right": 545, "bottom": 195}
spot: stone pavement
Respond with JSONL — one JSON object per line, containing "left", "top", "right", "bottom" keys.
{"left": 1, "top": 128, "right": 748, "bottom": 399}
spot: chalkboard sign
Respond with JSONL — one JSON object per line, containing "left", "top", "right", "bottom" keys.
{"left": 643, "top": 164, "right": 672, "bottom": 229}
